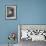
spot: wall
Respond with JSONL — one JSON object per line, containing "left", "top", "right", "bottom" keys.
{"left": 19, "top": 0, "right": 46, "bottom": 24}
{"left": 0, "top": 0, "right": 46, "bottom": 44}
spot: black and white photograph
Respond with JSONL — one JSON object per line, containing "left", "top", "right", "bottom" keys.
{"left": 18, "top": 25, "right": 46, "bottom": 46}
{"left": 5, "top": 5, "right": 16, "bottom": 19}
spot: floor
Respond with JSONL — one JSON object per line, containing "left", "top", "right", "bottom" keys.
{"left": 0, "top": 44, "right": 18, "bottom": 46}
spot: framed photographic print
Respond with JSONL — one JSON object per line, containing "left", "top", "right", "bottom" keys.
{"left": 5, "top": 5, "right": 16, "bottom": 20}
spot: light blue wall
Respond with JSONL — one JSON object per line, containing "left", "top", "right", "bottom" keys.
{"left": 0, "top": 0, "right": 46, "bottom": 44}
{"left": 19, "top": 0, "right": 46, "bottom": 24}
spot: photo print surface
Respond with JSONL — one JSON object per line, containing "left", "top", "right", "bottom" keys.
{"left": 6, "top": 5, "right": 16, "bottom": 19}
{"left": 7, "top": 7, "right": 14, "bottom": 17}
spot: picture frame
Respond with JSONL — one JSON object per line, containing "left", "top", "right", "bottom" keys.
{"left": 5, "top": 5, "right": 16, "bottom": 20}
